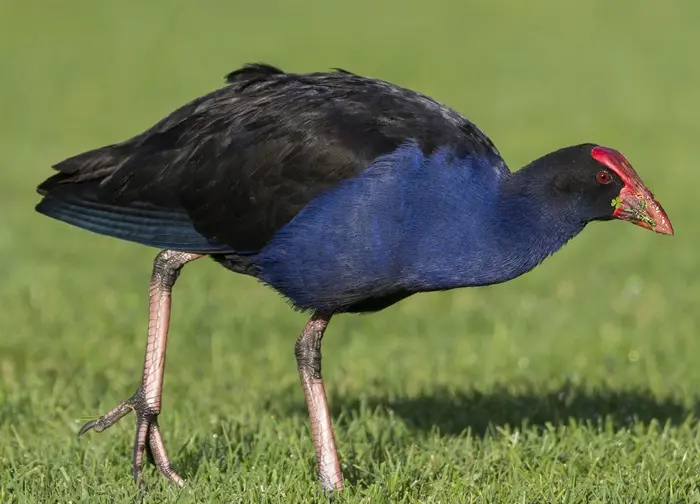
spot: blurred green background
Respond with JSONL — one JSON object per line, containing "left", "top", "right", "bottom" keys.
{"left": 1, "top": 1, "right": 699, "bottom": 502}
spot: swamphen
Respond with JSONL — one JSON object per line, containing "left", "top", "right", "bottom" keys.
{"left": 35, "top": 63, "right": 674, "bottom": 491}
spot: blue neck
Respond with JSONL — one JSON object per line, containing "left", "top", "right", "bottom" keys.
{"left": 400, "top": 167, "right": 586, "bottom": 291}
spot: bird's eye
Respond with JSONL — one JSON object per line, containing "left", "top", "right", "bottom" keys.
{"left": 596, "top": 170, "right": 612, "bottom": 185}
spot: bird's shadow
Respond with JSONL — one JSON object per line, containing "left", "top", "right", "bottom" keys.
{"left": 324, "top": 382, "right": 698, "bottom": 437}
{"left": 175, "top": 383, "right": 698, "bottom": 487}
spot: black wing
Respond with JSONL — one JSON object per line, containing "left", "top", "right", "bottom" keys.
{"left": 36, "top": 63, "right": 505, "bottom": 253}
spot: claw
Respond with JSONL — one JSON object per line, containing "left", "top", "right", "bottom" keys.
{"left": 77, "top": 387, "right": 184, "bottom": 487}
{"left": 78, "top": 396, "right": 136, "bottom": 436}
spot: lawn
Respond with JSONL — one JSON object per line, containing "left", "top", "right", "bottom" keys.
{"left": 1, "top": 1, "right": 699, "bottom": 502}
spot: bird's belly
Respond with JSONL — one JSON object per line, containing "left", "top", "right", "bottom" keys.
{"left": 256, "top": 235, "right": 407, "bottom": 313}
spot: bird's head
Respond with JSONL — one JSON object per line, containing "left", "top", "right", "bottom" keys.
{"left": 522, "top": 143, "right": 674, "bottom": 236}
{"left": 589, "top": 145, "right": 673, "bottom": 235}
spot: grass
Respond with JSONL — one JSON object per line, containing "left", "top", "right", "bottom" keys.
{"left": 1, "top": 0, "right": 699, "bottom": 502}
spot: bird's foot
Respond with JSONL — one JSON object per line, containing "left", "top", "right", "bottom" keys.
{"left": 78, "top": 387, "right": 184, "bottom": 487}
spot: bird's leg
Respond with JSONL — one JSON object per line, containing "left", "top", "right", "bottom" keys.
{"left": 78, "top": 250, "right": 203, "bottom": 487}
{"left": 295, "top": 312, "right": 343, "bottom": 491}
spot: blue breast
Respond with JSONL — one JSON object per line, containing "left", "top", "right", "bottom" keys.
{"left": 257, "top": 142, "right": 578, "bottom": 312}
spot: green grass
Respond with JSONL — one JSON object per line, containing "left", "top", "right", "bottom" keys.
{"left": 1, "top": 0, "right": 699, "bottom": 502}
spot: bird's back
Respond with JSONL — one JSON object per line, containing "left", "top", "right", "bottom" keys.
{"left": 36, "top": 63, "right": 504, "bottom": 254}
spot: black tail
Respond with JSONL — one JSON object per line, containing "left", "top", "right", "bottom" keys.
{"left": 36, "top": 148, "right": 233, "bottom": 253}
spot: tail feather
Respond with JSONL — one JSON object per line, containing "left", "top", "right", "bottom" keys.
{"left": 36, "top": 185, "right": 233, "bottom": 253}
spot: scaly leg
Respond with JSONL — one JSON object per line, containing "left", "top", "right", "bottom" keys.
{"left": 295, "top": 312, "right": 343, "bottom": 491}
{"left": 79, "top": 250, "right": 203, "bottom": 487}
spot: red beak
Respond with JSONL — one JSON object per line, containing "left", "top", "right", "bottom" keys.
{"left": 613, "top": 185, "right": 674, "bottom": 236}
{"left": 591, "top": 146, "right": 674, "bottom": 236}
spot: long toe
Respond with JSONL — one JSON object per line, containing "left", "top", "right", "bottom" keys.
{"left": 79, "top": 399, "right": 135, "bottom": 435}
{"left": 148, "top": 420, "right": 184, "bottom": 487}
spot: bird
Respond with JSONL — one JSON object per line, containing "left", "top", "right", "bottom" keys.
{"left": 35, "top": 63, "right": 674, "bottom": 492}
